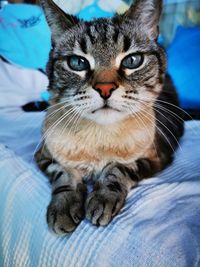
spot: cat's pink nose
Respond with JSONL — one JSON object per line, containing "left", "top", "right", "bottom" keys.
{"left": 93, "top": 83, "right": 118, "bottom": 99}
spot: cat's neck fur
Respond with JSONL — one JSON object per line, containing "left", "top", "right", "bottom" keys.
{"left": 44, "top": 106, "right": 155, "bottom": 173}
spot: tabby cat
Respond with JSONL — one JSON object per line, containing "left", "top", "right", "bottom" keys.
{"left": 35, "top": 0, "right": 184, "bottom": 235}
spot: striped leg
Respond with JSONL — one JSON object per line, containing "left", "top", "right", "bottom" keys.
{"left": 86, "top": 159, "right": 156, "bottom": 226}
{"left": 35, "top": 146, "right": 86, "bottom": 235}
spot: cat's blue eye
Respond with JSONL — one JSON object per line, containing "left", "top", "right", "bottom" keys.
{"left": 121, "top": 54, "right": 143, "bottom": 69}
{"left": 67, "top": 55, "right": 90, "bottom": 71}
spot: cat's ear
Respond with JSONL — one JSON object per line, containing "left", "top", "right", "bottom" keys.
{"left": 124, "top": 0, "right": 162, "bottom": 40}
{"left": 40, "top": 0, "right": 79, "bottom": 42}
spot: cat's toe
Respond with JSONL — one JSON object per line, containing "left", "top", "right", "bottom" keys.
{"left": 47, "top": 190, "right": 85, "bottom": 235}
{"left": 86, "top": 187, "right": 126, "bottom": 226}
{"left": 47, "top": 205, "right": 78, "bottom": 235}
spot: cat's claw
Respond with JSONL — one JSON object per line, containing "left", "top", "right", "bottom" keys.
{"left": 85, "top": 185, "right": 126, "bottom": 226}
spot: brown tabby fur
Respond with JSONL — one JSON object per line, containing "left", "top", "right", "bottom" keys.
{"left": 35, "top": 0, "right": 184, "bottom": 235}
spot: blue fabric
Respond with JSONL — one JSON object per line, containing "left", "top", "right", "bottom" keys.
{"left": 0, "top": 106, "right": 200, "bottom": 267}
{"left": 78, "top": 0, "right": 114, "bottom": 21}
{"left": 167, "top": 26, "right": 200, "bottom": 109}
{"left": 0, "top": 4, "right": 51, "bottom": 70}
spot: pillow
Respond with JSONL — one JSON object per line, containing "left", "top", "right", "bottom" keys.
{"left": 0, "top": 58, "right": 48, "bottom": 107}
{"left": 167, "top": 26, "right": 200, "bottom": 109}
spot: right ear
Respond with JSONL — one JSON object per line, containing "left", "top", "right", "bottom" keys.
{"left": 123, "top": 0, "right": 162, "bottom": 40}
{"left": 40, "top": 0, "right": 79, "bottom": 43}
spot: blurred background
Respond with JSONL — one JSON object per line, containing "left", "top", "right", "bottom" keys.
{"left": 0, "top": 0, "right": 200, "bottom": 118}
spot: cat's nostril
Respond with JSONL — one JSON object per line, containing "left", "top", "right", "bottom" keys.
{"left": 93, "top": 82, "right": 118, "bottom": 99}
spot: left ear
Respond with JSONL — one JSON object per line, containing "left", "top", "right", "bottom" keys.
{"left": 40, "top": 0, "right": 79, "bottom": 43}
{"left": 124, "top": 0, "right": 162, "bottom": 40}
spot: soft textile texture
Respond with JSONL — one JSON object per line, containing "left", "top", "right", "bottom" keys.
{"left": 167, "top": 26, "right": 200, "bottom": 109}
{"left": 0, "top": 106, "right": 200, "bottom": 266}
{"left": 0, "top": 58, "right": 48, "bottom": 108}
{"left": 54, "top": 0, "right": 128, "bottom": 18}
{"left": 0, "top": 4, "right": 51, "bottom": 70}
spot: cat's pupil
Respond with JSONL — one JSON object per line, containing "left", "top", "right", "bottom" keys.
{"left": 78, "top": 58, "right": 83, "bottom": 65}
{"left": 129, "top": 57, "right": 136, "bottom": 64}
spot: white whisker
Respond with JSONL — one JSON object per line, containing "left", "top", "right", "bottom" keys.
{"left": 141, "top": 109, "right": 180, "bottom": 153}
{"left": 32, "top": 105, "right": 76, "bottom": 162}
{"left": 127, "top": 105, "right": 159, "bottom": 159}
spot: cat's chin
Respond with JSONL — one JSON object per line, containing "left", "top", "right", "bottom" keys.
{"left": 86, "top": 108, "right": 127, "bottom": 125}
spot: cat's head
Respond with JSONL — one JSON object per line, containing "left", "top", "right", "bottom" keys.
{"left": 42, "top": 0, "right": 166, "bottom": 125}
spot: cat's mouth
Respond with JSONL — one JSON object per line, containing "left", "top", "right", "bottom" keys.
{"left": 91, "top": 103, "right": 120, "bottom": 114}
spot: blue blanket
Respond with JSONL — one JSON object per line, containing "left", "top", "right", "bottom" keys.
{"left": 0, "top": 107, "right": 199, "bottom": 267}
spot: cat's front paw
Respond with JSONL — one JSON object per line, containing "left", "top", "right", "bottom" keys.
{"left": 85, "top": 182, "right": 127, "bottom": 226}
{"left": 47, "top": 184, "right": 86, "bottom": 235}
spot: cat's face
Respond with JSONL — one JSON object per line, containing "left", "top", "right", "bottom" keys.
{"left": 43, "top": 0, "right": 166, "bottom": 125}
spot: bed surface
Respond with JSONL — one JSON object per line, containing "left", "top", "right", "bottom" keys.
{"left": 0, "top": 105, "right": 200, "bottom": 267}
